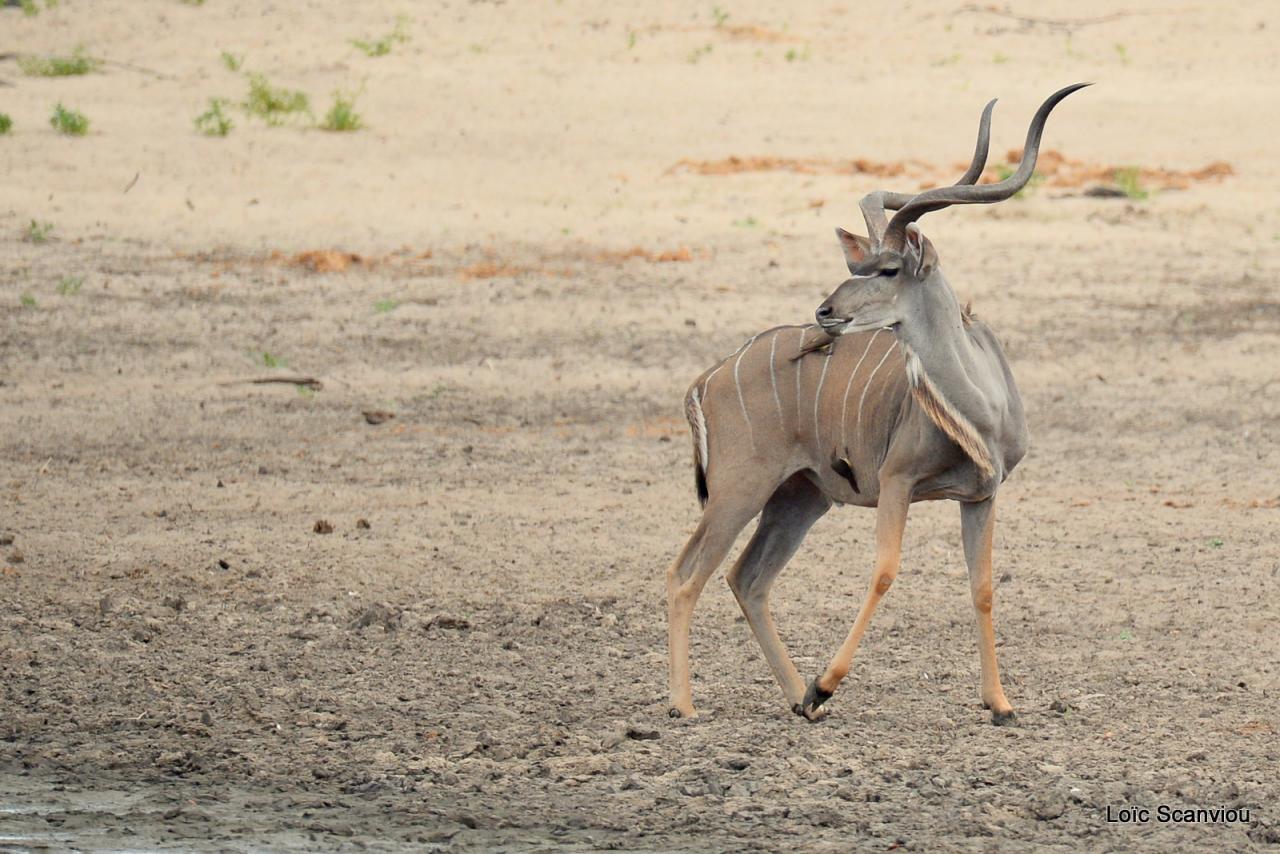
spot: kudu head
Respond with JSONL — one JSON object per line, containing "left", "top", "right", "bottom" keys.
{"left": 815, "top": 83, "right": 1089, "bottom": 336}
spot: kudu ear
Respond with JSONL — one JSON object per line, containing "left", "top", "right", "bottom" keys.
{"left": 902, "top": 223, "right": 938, "bottom": 278}
{"left": 835, "top": 227, "right": 872, "bottom": 274}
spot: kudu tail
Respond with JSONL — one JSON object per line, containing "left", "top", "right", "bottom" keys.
{"left": 684, "top": 385, "right": 710, "bottom": 507}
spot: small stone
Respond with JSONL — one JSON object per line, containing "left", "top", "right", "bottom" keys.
{"left": 625, "top": 726, "right": 659, "bottom": 741}
{"left": 1032, "top": 796, "right": 1066, "bottom": 821}
{"left": 362, "top": 410, "right": 395, "bottom": 425}
{"left": 313, "top": 519, "right": 334, "bottom": 534}
{"left": 356, "top": 518, "right": 371, "bottom": 530}
{"left": 7, "top": 550, "right": 24, "bottom": 564}
{"left": 0, "top": 533, "right": 15, "bottom": 546}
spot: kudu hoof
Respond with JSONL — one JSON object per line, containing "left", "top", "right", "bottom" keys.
{"left": 990, "top": 709, "right": 1017, "bottom": 727}
{"left": 793, "top": 680, "right": 833, "bottom": 722}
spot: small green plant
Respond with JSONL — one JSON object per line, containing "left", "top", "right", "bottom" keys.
{"left": 784, "top": 45, "right": 811, "bottom": 62}
{"left": 243, "top": 73, "right": 310, "bottom": 125}
{"left": 352, "top": 16, "right": 411, "bottom": 57}
{"left": 993, "top": 51, "right": 1009, "bottom": 64}
{"left": 711, "top": 6, "right": 729, "bottom": 27}
{"left": 20, "top": 293, "right": 37, "bottom": 308}
{"left": 194, "top": 97, "right": 234, "bottom": 136}
{"left": 1208, "top": 537, "right": 1224, "bottom": 549}
{"left": 19, "top": 0, "right": 55, "bottom": 16}
{"left": 56, "top": 275, "right": 83, "bottom": 295}
{"left": 1114, "top": 167, "right": 1149, "bottom": 201}
{"left": 0, "top": 114, "right": 12, "bottom": 135}
{"left": 321, "top": 90, "right": 362, "bottom": 132}
{"left": 220, "top": 51, "right": 244, "bottom": 71}
{"left": 50, "top": 103, "right": 90, "bottom": 136}
{"left": 180, "top": 0, "right": 207, "bottom": 5}
{"left": 1118, "top": 629, "right": 1133, "bottom": 641}
{"left": 25, "top": 220, "right": 55, "bottom": 243}
{"left": 626, "top": 29, "right": 637, "bottom": 50}
{"left": 687, "top": 43, "right": 713, "bottom": 63}
{"left": 732, "top": 216, "right": 759, "bottom": 228}
{"left": 259, "top": 351, "right": 287, "bottom": 368}
{"left": 374, "top": 299, "right": 399, "bottom": 313}
{"left": 19, "top": 47, "right": 97, "bottom": 77}
{"left": 1114, "top": 43, "right": 1130, "bottom": 66}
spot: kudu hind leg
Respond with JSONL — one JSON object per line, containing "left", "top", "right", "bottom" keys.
{"left": 797, "top": 477, "right": 911, "bottom": 721}
{"left": 961, "top": 497, "right": 1015, "bottom": 725}
{"left": 667, "top": 471, "right": 781, "bottom": 719}
{"left": 726, "top": 473, "right": 832, "bottom": 710}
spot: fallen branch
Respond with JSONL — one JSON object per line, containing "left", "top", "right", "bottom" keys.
{"left": 221, "top": 376, "right": 323, "bottom": 390}
{"left": 952, "top": 5, "right": 1160, "bottom": 34}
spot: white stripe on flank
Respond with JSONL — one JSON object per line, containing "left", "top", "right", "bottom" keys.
{"left": 690, "top": 387, "right": 709, "bottom": 474}
{"left": 768, "top": 331, "right": 783, "bottom": 426}
{"left": 812, "top": 349, "right": 831, "bottom": 448}
{"left": 855, "top": 341, "right": 896, "bottom": 447}
{"left": 700, "top": 362, "right": 725, "bottom": 399}
{"left": 699, "top": 334, "right": 755, "bottom": 399}
{"left": 794, "top": 328, "right": 806, "bottom": 431}
{"left": 838, "top": 329, "right": 883, "bottom": 453}
{"left": 733, "top": 335, "right": 758, "bottom": 451}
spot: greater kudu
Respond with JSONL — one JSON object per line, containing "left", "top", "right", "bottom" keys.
{"left": 666, "top": 84, "right": 1088, "bottom": 725}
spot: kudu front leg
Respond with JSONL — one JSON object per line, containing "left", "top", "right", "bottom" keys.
{"left": 961, "top": 497, "right": 1015, "bottom": 725}
{"left": 797, "top": 479, "right": 911, "bottom": 721}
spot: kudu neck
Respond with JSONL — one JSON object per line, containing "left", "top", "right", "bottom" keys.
{"left": 896, "top": 272, "right": 978, "bottom": 367}
{"left": 894, "top": 270, "right": 1002, "bottom": 458}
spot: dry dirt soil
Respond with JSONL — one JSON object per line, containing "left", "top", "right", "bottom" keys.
{"left": 2, "top": 1, "right": 1280, "bottom": 851}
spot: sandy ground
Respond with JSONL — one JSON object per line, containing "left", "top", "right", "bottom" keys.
{"left": 3, "top": 1, "right": 1280, "bottom": 851}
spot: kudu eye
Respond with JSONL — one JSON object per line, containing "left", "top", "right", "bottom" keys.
{"left": 879, "top": 267, "right": 900, "bottom": 278}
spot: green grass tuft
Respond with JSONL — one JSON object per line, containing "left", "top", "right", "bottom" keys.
{"left": 687, "top": 43, "right": 713, "bottom": 63}
{"left": 20, "top": 293, "right": 38, "bottom": 308}
{"left": 243, "top": 73, "right": 310, "bottom": 125}
{"left": 19, "top": 47, "right": 97, "bottom": 77}
{"left": 194, "top": 97, "right": 234, "bottom": 136}
{"left": 352, "top": 16, "right": 411, "bottom": 57}
{"left": 374, "top": 299, "right": 399, "bottom": 313}
{"left": 220, "top": 50, "right": 244, "bottom": 72}
{"left": 321, "top": 90, "right": 363, "bottom": 132}
{"left": 19, "top": 0, "right": 57, "bottom": 16}
{"left": 25, "top": 220, "right": 55, "bottom": 243}
{"left": 0, "top": 114, "right": 12, "bottom": 135}
{"left": 56, "top": 275, "right": 83, "bottom": 295}
{"left": 50, "top": 103, "right": 89, "bottom": 136}
{"left": 1114, "top": 167, "right": 1149, "bottom": 201}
